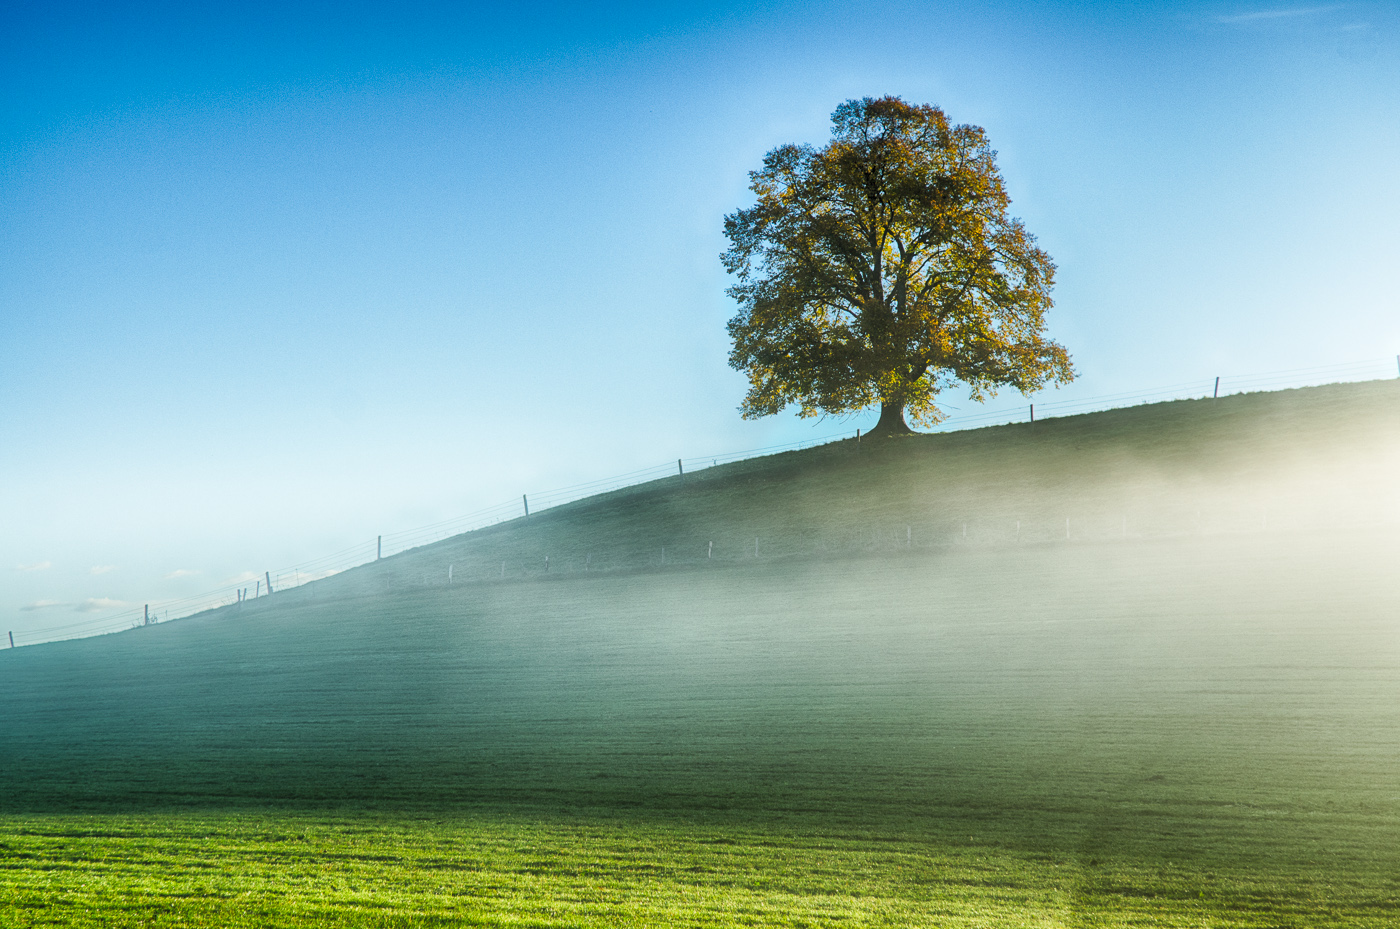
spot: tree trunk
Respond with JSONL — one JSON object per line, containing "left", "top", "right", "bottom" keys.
{"left": 868, "top": 399, "right": 914, "bottom": 437}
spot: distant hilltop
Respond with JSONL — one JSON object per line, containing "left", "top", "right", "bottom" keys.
{"left": 239, "top": 378, "right": 1400, "bottom": 608}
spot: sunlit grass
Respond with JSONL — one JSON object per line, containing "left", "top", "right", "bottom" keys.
{"left": 5, "top": 809, "right": 1396, "bottom": 927}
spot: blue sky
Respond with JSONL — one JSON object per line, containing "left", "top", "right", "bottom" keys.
{"left": 4, "top": 0, "right": 1398, "bottom": 642}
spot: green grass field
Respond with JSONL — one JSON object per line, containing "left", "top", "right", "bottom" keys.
{"left": 4, "top": 382, "right": 1400, "bottom": 926}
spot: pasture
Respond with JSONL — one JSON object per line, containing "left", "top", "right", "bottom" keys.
{"left": 3, "top": 381, "right": 1400, "bottom": 926}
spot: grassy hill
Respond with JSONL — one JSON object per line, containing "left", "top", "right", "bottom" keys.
{"left": 275, "top": 377, "right": 1400, "bottom": 600}
{"left": 3, "top": 380, "right": 1399, "bottom": 927}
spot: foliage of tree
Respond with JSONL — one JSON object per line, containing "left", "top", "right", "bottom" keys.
{"left": 722, "top": 96, "right": 1074, "bottom": 434}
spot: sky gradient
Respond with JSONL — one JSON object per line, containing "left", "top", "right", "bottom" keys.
{"left": 4, "top": 0, "right": 1398, "bottom": 642}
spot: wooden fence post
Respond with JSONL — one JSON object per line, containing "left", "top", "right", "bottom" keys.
{"left": 9, "top": 631, "right": 14, "bottom": 647}
{"left": 266, "top": 571, "right": 273, "bottom": 594}
{"left": 144, "top": 604, "right": 149, "bottom": 626}
{"left": 377, "top": 536, "right": 382, "bottom": 560}
{"left": 523, "top": 495, "right": 529, "bottom": 518}
{"left": 1213, "top": 376, "right": 1220, "bottom": 399}
{"left": 1030, "top": 404, "right": 1035, "bottom": 424}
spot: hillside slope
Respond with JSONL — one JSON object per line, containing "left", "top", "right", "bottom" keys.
{"left": 3, "top": 380, "right": 1400, "bottom": 925}
{"left": 282, "top": 378, "right": 1400, "bottom": 602}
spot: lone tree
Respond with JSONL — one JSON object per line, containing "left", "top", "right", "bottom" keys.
{"left": 723, "top": 96, "right": 1074, "bottom": 435}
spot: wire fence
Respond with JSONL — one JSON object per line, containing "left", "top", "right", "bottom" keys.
{"left": 925, "top": 357, "right": 1400, "bottom": 431}
{"left": 9, "top": 355, "right": 1398, "bottom": 648}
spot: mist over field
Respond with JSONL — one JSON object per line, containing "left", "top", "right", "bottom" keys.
{"left": 3, "top": 382, "right": 1399, "bottom": 924}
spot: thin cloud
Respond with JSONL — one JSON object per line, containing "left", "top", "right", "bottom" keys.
{"left": 90, "top": 565, "right": 116, "bottom": 575}
{"left": 20, "top": 600, "right": 68, "bottom": 611}
{"left": 75, "top": 597, "right": 125, "bottom": 613}
{"left": 223, "top": 570, "right": 262, "bottom": 585}
{"left": 1215, "top": 5, "right": 1343, "bottom": 24}
{"left": 15, "top": 561, "right": 51, "bottom": 572}
{"left": 165, "top": 568, "right": 201, "bottom": 579}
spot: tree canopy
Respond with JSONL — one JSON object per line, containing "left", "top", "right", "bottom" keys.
{"left": 723, "top": 96, "right": 1074, "bottom": 435}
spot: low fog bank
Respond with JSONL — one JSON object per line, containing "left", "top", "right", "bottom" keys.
{"left": 3, "top": 379, "right": 1398, "bottom": 868}
{"left": 3, "top": 526, "right": 1398, "bottom": 871}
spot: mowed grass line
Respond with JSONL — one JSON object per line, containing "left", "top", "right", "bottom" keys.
{"left": 3, "top": 811, "right": 1394, "bottom": 927}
